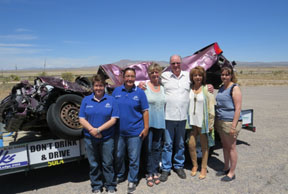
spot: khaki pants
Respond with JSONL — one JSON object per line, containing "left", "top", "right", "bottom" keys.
{"left": 188, "top": 126, "right": 209, "bottom": 169}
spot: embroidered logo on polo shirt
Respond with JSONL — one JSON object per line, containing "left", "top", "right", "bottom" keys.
{"left": 105, "top": 103, "right": 112, "bottom": 108}
{"left": 86, "top": 105, "right": 93, "bottom": 108}
{"left": 115, "top": 95, "right": 121, "bottom": 98}
{"left": 133, "top": 96, "right": 139, "bottom": 101}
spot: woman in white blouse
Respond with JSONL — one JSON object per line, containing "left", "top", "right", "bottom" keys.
{"left": 188, "top": 66, "right": 215, "bottom": 180}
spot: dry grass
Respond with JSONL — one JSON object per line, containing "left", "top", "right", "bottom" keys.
{"left": 1, "top": 66, "right": 287, "bottom": 100}
{"left": 236, "top": 66, "right": 288, "bottom": 86}
{"left": 0, "top": 67, "right": 99, "bottom": 100}
{"left": 0, "top": 83, "right": 15, "bottom": 100}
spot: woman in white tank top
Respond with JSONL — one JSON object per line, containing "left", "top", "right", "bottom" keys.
{"left": 188, "top": 66, "right": 215, "bottom": 180}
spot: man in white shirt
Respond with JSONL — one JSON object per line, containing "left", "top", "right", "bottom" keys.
{"left": 159, "top": 55, "right": 189, "bottom": 181}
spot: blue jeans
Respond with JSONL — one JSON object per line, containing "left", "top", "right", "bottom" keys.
{"left": 84, "top": 137, "right": 116, "bottom": 191}
{"left": 161, "top": 120, "right": 186, "bottom": 172}
{"left": 115, "top": 135, "right": 143, "bottom": 183}
{"left": 145, "top": 128, "right": 164, "bottom": 175}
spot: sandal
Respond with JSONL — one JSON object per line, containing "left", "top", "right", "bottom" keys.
{"left": 191, "top": 166, "right": 198, "bottom": 177}
{"left": 153, "top": 174, "right": 160, "bottom": 185}
{"left": 199, "top": 168, "right": 207, "bottom": 180}
{"left": 146, "top": 175, "right": 154, "bottom": 187}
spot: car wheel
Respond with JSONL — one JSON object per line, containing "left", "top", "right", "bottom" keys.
{"left": 47, "top": 94, "right": 83, "bottom": 140}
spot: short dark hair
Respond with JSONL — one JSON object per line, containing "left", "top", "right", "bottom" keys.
{"left": 189, "top": 66, "right": 206, "bottom": 85}
{"left": 123, "top": 67, "right": 136, "bottom": 78}
{"left": 92, "top": 74, "right": 106, "bottom": 86}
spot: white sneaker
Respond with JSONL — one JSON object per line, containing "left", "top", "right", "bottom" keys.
{"left": 127, "top": 182, "right": 136, "bottom": 194}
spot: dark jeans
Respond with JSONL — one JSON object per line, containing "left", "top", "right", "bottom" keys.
{"left": 145, "top": 128, "right": 164, "bottom": 175}
{"left": 161, "top": 120, "right": 186, "bottom": 172}
{"left": 84, "top": 136, "right": 116, "bottom": 191}
{"left": 115, "top": 135, "right": 143, "bottom": 183}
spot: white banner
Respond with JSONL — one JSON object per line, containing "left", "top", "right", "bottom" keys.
{"left": 28, "top": 139, "right": 80, "bottom": 165}
{"left": 0, "top": 144, "right": 28, "bottom": 170}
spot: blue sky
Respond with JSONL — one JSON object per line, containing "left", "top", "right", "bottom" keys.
{"left": 0, "top": 0, "right": 287, "bottom": 69}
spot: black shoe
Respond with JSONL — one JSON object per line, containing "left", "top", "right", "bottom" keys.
{"left": 216, "top": 169, "right": 230, "bottom": 176}
{"left": 174, "top": 168, "right": 186, "bottom": 179}
{"left": 116, "top": 177, "right": 125, "bottom": 184}
{"left": 159, "top": 171, "right": 170, "bottom": 182}
{"left": 127, "top": 182, "right": 136, "bottom": 194}
{"left": 221, "top": 174, "right": 236, "bottom": 182}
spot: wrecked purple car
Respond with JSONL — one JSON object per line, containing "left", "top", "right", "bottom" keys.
{"left": 0, "top": 76, "right": 92, "bottom": 140}
{"left": 98, "top": 42, "right": 235, "bottom": 92}
{"left": 0, "top": 42, "right": 235, "bottom": 140}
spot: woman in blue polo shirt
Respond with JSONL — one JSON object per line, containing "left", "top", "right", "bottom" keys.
{"left": 112, "top": 67, "right": 149, "bottom": 194}
{"left": 79, "top": 74, "right": 119, "bottom": 193}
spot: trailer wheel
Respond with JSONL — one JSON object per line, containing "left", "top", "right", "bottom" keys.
{"left": 47, "top": 94, "right": 83, "bottom": 140}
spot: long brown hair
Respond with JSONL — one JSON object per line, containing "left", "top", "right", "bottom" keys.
{"left": 221, "top": 66, "right": 237, "bottom": 83}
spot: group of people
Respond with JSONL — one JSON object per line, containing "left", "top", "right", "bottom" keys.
{"left": 79, "top": 55, "right": 242, "bottom": 194}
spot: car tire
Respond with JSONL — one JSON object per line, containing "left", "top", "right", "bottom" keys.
{"left": 47, "top": 94, "right": 83, "bottom": 140}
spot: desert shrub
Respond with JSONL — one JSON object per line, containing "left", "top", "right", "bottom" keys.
{"left": 10, "top": 74, "right": 20, "bottom": 81}
{"left": 28, "top": 76, "right": 36, "bottom": 81}
{"left": 272, "top": 70, "right": 284, "bottom": 75}
{"left": 61, "top": 72, "right": 74, "bottom": 82}
{"left": 39, "top": 71, "right": 48, "bottom": 76}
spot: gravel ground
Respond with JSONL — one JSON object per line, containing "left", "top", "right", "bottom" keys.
{"left": 1, "top": 86, "right": 288, "bottom": 194}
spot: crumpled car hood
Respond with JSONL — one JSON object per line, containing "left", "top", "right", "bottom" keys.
{"left": 97, "top": 42, "right": 234, "bottom": 89}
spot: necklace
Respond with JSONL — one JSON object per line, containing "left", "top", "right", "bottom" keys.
{"left": 193, "top": 94, "right": 197, "bottom": 115}
{"left": 192, "top": 85, "right": 201, "bottom": 115}
{"left": 149, "top": 81, "right": 160, "bottom": 90}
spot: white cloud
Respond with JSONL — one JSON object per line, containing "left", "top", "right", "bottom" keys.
{"left": 0, "top": 34, "right": 38, "bottom": 40}
{"left": 0, "top": 47, "right": 51, "bottom": 55}
{"left": 15, "top": 28, "right": 31, "bottom": 32}
{"left": 0, "top": 56, "right": 100, "bottom": 70}
{"left": 0, "top": 43, "right": 33, "bottom": 47}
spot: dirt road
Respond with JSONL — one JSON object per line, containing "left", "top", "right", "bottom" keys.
{"left": 1, "top": 86, "right": 288, "bottom": 194}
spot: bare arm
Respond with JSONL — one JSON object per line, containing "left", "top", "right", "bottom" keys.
{"left": 79, "top": 118, "right": 95, "bottom": 134}
{"left": 138, "top": 81, "right": 147, "bottom": 90}
{"left": 139, "top": 110, "right": 149, "bottom": 139}
{"left": 79, "top": 117, "right": 118, "bottom": 138}
{"left": 230, "top": 85, "right": 242, "bottom": 135}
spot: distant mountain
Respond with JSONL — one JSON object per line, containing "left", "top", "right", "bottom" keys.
{"left": 112, "top": 59, "right": 169, "bottom": 68}
{"left": 112, "top": 60, "right": 288, "bottom": 68}
{"left": 5, "top": 60, "right": 288, "bottom": 71}
{"left": 236, "top": 61, "right": 288, "bottom": 67}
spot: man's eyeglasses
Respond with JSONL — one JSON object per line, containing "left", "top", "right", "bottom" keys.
{"left": 125, "top": 75, "right": 136, "bottom": 78}
{"left": 171, "top": 62, "right": 181, "bottom": 65}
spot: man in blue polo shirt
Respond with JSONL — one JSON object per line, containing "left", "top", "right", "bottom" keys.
{"left": 112, "top": 67, "right": 149, "bottom": 194}
{"left": 79, "top": 74, "right": 119, "bottom": 194}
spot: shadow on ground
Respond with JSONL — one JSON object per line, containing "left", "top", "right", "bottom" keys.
{"left": 0, "top": 160, "right": 90, "bottom": 194}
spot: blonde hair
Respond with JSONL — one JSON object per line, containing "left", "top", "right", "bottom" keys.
{"left": 148, "top": 62, "right": 162, "bottom": 75}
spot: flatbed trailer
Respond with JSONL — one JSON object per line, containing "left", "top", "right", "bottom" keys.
{"left": 0, "top": 131, "right": 86, "bottom": 176}
{"left": 0, "top": 109, "right": 255, "bottom": 176}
